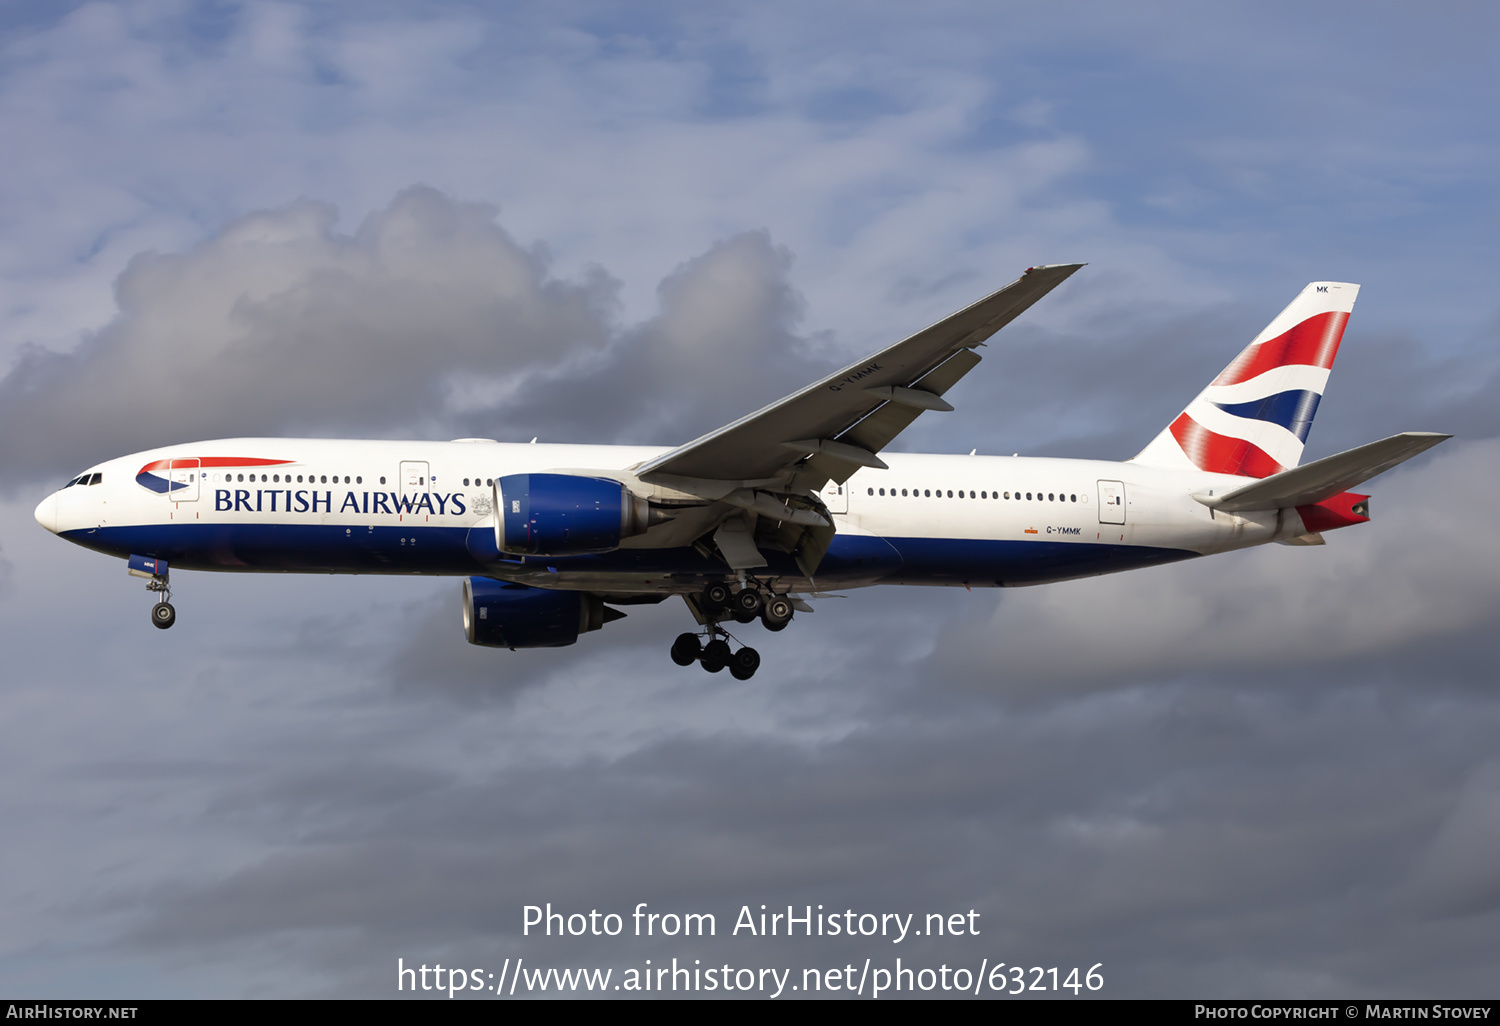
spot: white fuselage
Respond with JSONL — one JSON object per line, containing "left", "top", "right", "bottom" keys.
{"left": 36, "top": 437, "right": 1299, "bottom": 595}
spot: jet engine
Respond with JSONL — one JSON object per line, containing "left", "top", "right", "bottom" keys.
{"left": 495, "top": 473, "right": 653, "bottom": 555}
{"left": 462, "top": 577, "right": 622, "bottom": 649}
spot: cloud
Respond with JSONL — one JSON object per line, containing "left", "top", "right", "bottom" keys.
{"left": 930, "top": 439, "right": 1497, "bottom": 697}
{"left": 0, "top": 189, "right": 832, "bottom": 487}
{"left": 449, "top": 228, "right": 825, "bottom": 446}
{"left": 1407, "top": 760, "right": 1500, "bottom": 920}
{"left": 0, "top": 188, "right": 615, "bottom": 482}
{"left": 4, "top": 0, "right": 1500, "bottom": 1001}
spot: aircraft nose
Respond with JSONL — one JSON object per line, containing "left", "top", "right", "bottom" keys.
{"left": 34, "top": 492, "right": 59, "bottom": 534}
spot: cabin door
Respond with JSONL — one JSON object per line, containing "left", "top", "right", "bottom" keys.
{"left": 400, "top": 461, "right": 430, "bottom": 501}
{"left": 820, "top": 479, "right": 848, "bottom": 514}
{"left": 1097, "top": 480, "right": 1126, "bottom": 524}
{"left": 168, "top": 458, "right": 200, "bottom": 501}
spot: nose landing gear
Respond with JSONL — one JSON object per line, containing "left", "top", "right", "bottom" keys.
{"left": 128, "top": 554, "right": 176, "bottom": 630}
{"left": 146, "top": 573, "right": 175, "bottom": 630}
{"left": 151, "top": 597, "right": 176, "bottom": 629}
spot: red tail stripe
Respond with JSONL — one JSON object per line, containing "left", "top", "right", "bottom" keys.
{"left": 1169, "top": 413, "right": 1284, "bottom": 478}
{"left": 1212, "top": 310, "right": 1349, "bottom": 387}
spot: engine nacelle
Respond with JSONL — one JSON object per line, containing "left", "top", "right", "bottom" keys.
{"left": 462, "top": 577, "right": 612, "bottom": 648}
{"left": 495, "top": 473, "right": 651, "bottom": 555}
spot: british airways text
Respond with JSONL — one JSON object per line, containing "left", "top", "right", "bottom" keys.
{"left": 213, "top": 489, "right": 469, "bottom": 515}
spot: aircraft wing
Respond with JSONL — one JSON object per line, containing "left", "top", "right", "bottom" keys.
{"left": 634, "top": 263, "right": 1084, "bottom": 490}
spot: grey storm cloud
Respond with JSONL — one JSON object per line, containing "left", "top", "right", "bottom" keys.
{"left": 97, "top": 615, "right": 1500, "bottom": 997}
{"left": 0, "top": 188, "right": 609, "bottom": 481}
{"left": 4, "top": 190, "right": 1497, "bottom": 999}
{"left": 8, "top": 182, "right": 1479, "bottom": 494}
{"left": 4, "top": 0, "right": 1500, "bottom": 1002}
{"left": 0, "top": 188, "right": 828, "bottom": 488}
{"left": 929, "top": 439, "right": 1493, "bottom": 699}
{"left": 1406, "top": 760, "right": 1500, "bottom": 920}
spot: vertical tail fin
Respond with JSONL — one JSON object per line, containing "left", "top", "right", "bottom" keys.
{"left": 1131, "top": 282, "right": 1359, "bottom": 477}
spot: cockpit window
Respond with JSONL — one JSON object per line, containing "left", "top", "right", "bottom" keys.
{"left": 88, "top": 473, "right": 102, "bottom": 485}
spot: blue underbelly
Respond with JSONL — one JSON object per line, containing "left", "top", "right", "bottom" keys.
{"left": 64, "top": 523, "right": 1196, "bottom": 585}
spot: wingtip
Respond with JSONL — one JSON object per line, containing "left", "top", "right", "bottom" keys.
{"left": 1024, "top": 262, "right": 1087, "bottom": 274}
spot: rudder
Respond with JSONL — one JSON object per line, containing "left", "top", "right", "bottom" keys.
{"left": 1132, "top": 281, "right": 1359, "bottom": 477}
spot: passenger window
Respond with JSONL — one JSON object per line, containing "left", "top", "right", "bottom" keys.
{"left": 380, "top": 477, "right": 386, "bottom": 484}
{"left": 924, "top": 489, "right": 930, "bottom": 497}
{"left": 357, "top": 476, "right": 362, "bottom": 484}
{"left": 1071, "top": 494, "right": 1077, "bottom": 502}
{"left": 321, "top": 475, "right": 327, "bottom": 484}
{"left": 902, "top": 489, "right": 908, "bottom": 496}
{"left": 464, "top": 478, "right": 470, "bottom": 486}
{"left": 1048, "top": 493, "right": 1054, "bottom": 501}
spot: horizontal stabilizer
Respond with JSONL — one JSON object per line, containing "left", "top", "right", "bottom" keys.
{"left": 1194, "top": 432, "right": 1450, "bottom": 512}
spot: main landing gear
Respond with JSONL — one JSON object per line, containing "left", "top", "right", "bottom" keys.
{"left": 669, "top": 582, "right": 794, "bottom": 680}
{"left": 670, "top": 629, "right": 761, "bottom": 680}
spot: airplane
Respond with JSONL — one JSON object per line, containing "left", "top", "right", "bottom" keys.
{"left": 33, "top": 264, "right": 1449, "bottom": 680}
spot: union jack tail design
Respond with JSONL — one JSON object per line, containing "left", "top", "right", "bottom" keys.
{"left": 1131, "top": 281, "right": 1359, "bottom": 477}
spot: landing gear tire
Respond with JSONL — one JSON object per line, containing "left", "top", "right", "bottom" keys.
{"left": 731, "top": 588, "right": 763, "bottom": 623}
{"left": 151, "top": 602, "right": 176, "bottom": 629}
{"left": 670, "top": 633, "right": 702, "bottom": 666}
{"left": 730, "top": 646, "right": 761, "bottom": 680}
{"left": 701, "top": 639, "right": 731, "bottom": 673}
{"left": 702, "top": 583, "right": 732, "bottom": 614}
{"left": 762, "top": 596, "right": 793, "bottom": 632}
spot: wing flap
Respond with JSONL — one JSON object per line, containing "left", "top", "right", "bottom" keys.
{"left": 1195, "top": 431, "right": 1451, "bottom": 511}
